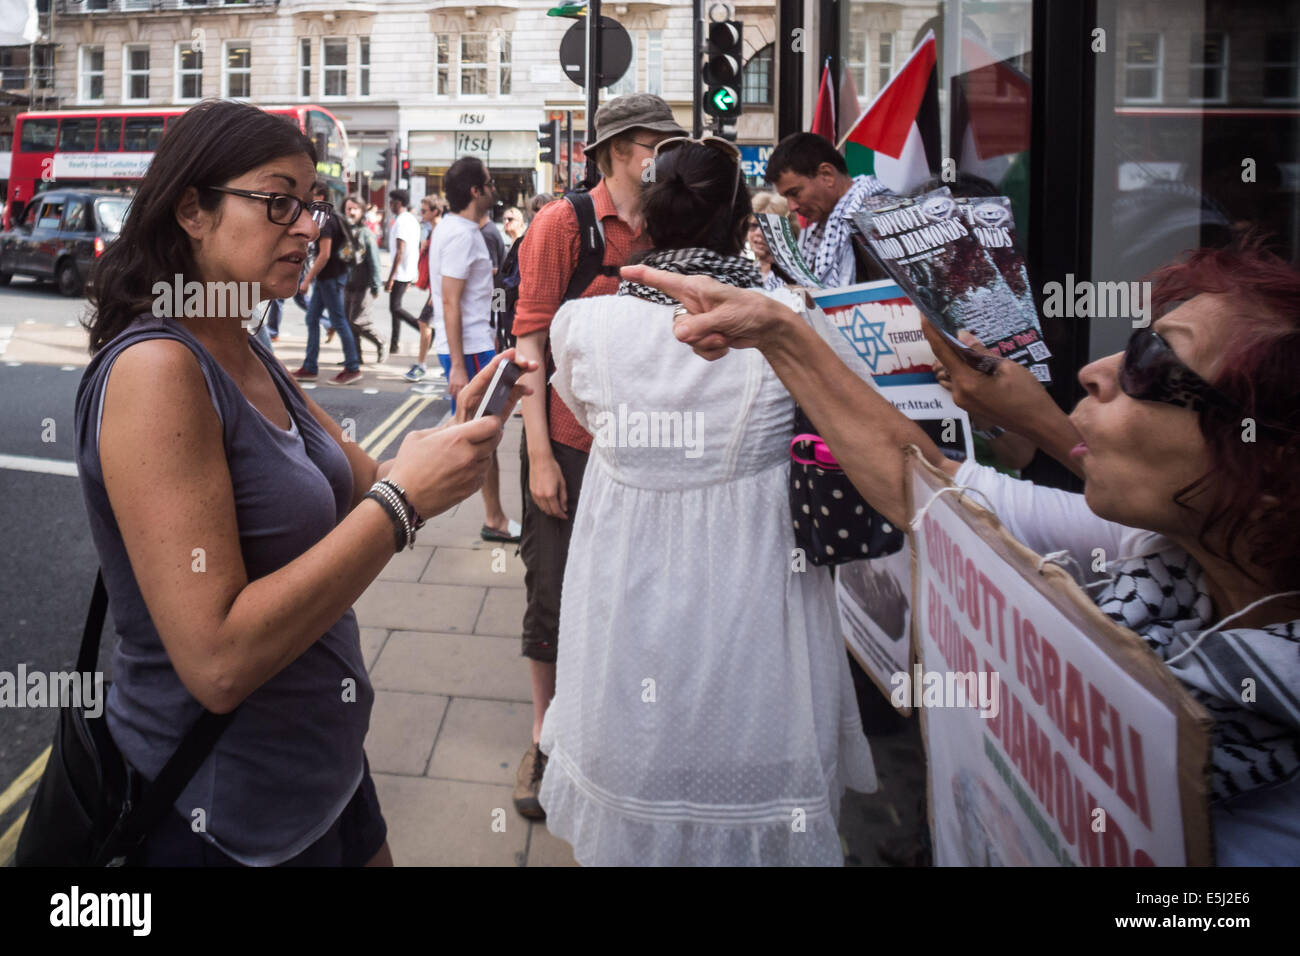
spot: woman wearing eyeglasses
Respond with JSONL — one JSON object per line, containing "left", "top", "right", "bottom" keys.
{"left": 74, "top": 100, "right": 534, "bottom": 866}
{"left": 624, "top": 237, "right": 1300, "bottom": 865}
{"left": 536, "top": 138, "right": 878, "bottom": 866}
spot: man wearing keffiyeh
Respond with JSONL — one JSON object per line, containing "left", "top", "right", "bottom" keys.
{"left": 765, "top": 132, "right": 892, "bottom": 289}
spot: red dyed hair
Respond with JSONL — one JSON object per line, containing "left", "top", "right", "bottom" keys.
{"left": 1148, "top": 234, "right": 1300, "bottom": 589}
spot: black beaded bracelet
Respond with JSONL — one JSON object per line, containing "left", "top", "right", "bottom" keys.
{"left": 365, "top": 490, "right": 407, "bottom": 553}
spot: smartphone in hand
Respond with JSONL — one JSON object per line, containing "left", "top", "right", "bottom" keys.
{"left": 472, "top": 359, "right": 523, "bottom": 420}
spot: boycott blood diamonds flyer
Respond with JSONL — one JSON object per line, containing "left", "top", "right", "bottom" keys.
{"left": 853, "top": 189, "right": 1053, "bottom": 384}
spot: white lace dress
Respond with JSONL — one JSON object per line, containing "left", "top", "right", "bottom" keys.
{"left": 538, "top": 288, "right": 878, "bottom": 866}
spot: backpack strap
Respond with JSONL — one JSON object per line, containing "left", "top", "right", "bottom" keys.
{"left": 561, "top": 190, "right": 620, "bottom": 303}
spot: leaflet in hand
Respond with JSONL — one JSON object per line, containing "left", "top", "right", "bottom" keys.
{"left": 755, "top": 213, "right": 824, "bottom": 289}
{"left": 852, "top": 189, "right": 1051, "bottom": 383}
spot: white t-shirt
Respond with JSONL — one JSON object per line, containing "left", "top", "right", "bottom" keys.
{"left": 386, "top": 210, "right": 421, "bottom": 283}
{"left": 427, "top": 213, "right": 496, "bottom": 356}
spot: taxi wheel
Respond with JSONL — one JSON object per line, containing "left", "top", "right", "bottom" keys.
{"left": 56, "top": 259, "right": 82, "bottom": 297}
{"left": 0, "top": 271, "right": 10, "bottom": 286}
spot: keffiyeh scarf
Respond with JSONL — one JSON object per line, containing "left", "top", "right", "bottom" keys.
{"left": 1095, "top": 548, "right": 1300, "bottom": 804}
{"left": 798, "top": 174, "right": 891, "bottom": 287}
{"left": 618, "top": 247, "right": 762, "bottom": 305}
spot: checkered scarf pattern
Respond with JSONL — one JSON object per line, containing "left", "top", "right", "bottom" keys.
{"left": 798, "top": 175, "right": 891, "bottom": 287}
{"left": 1096, "top": 548, "right": 1300, "bottom": 804}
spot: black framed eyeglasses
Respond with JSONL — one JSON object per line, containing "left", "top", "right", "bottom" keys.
{"left": 650, "top": 134, "right": 743, "bottom": 203}
{"left": 203, "top": 186, "right": 333, "bottom": 227}
{"left": 1119, "top": 329, "right": 1237, "bottom": 414}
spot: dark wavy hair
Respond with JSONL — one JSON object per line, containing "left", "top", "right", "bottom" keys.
{"left": 640, "top": 142, "right": 751, "bottom": 255}
{"left": 445, "top": 156, "right": 487, "bottom": 213}
{"left": 1148, "top": 233, "right": 1300, "bottom": 589}
{"left": 85, "top": 101, "right": 317, "bottom": 354}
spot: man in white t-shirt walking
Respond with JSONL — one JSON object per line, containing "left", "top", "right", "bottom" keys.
{"left": 411, "top": 156, "right": 518, "bottom": 542}
{"left": 384, "top": 188, "right": 422, "bottom": 355}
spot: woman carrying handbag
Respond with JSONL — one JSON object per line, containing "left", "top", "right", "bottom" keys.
{"left": 17, "top": 100, "right": 533, "bottom": 867}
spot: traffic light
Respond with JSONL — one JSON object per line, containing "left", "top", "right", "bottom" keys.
{"left": 401, "top": 158, "right": 412, "bottom": 180}
{"left": 702, "top": 20, "right": 743, "bottom": 118}
{"left": 375, "top": 146, "right": 393, "bottom": 181}
{"left": 538, "top": 119, "right": 560, "bottom": 164}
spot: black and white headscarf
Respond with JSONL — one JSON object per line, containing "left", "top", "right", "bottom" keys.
{"left": 798, "top": 174, "right": 891, "bottom": 287}
{"left": 618, "top": 247, "right": 762, "bottom": 305}
{"left": 1096, "top": 548, "right": 1300, "bottom": 804}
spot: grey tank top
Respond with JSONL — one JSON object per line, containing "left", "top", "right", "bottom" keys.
{"left": 73, "top": 316, "right": 374, "bottom": 865}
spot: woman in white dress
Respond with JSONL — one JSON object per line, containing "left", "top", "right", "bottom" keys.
{"left": 537, "top": 140, "right": 876, "bottom": 866}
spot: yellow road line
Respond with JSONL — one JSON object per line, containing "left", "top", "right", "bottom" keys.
{"left": 359, "top": 395, "right": 419, "bottom": 454}
{"left": 0, "top": 809, "right": 28, "bottom": 866}
{"left": 368, "top": 396, "right": 436, "bottom": 458}
{"left": 0, "top": 746, "right": 49, "bottom": 819}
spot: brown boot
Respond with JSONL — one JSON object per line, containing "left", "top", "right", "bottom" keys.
{"left": 513, "top": 744, "right": 548, "bottom": 820}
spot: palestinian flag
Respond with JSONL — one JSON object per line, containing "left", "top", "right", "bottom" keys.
{"left": 839, "top": 30, "right": 941, "bottom": 194}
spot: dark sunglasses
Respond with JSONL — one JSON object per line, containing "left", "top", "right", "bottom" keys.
{"left": 1119, "top": 329, "right": 1236, "bottom": 414}
{"left": 204, "top": 186, "right": 333, "bottom": 227}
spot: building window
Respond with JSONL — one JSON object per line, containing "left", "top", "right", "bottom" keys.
{"left": 498, "top": 32, "right": 512, "bottom": 96}
{"left": 80, "top": 46, "right": 104, "bottom": 102}
{"left": 299, "top": 38, "right": 311, "bottom": 98}
{"left": 608, "top": 32, "right": 636, "bottom": 94}
{"left": 323, "top": 38, "right": 347, "bottom": 97}
{"left": 1123, "top": 32, "right": 1163, "bottom": 103}
{"left": 435, "top": 34, "right": 451, "bottom": 95}
{"left": 878, "top": 33, "right": 894, "bottom": 89}
{"left": 846, "top": 28, "right": 868, "bottom": 95}
{"left": 461, "top": 33, "right": 488, "bottom": 96}
{"left": 647, "top": 30, "right": 663, "bottom": 96}
{"left": 176, "top": 44, "right": 203, "bottom": 102}
{"left": 742, "top": 43, "right": 774, "bottom": 107}
{"left": 359, "top": 36, "right": 370, "bottom": 97}
{"left": 1189, "top": 32, "right": 1228, "bottom": 104}
{"left": 1263, "top": 32, "right": 1299, "bottom": 102}
{"left": 124, "top": 45, "right": 150, "bottom": 103}
{"left": 0, "top": 47, "right": 27, "bottom": 91}
{"left": 224, "top": 41, "right": 252, "bottom": 99}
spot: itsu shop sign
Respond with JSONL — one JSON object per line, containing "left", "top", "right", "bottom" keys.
{"left": 456, "top": 113, "right": 494, "bottom": 159}
{"left": 906, "top": 453, "right": 1212, "bottom": 867}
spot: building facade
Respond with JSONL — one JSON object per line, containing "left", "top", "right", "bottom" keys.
{"left": 27, "top": 0, "right": 782, "bottom": 210}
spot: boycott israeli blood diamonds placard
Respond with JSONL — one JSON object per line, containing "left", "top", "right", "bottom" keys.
{"left": 853, "top": 188, "right": 1052, "bottom": 384}
{"left": 906, "top": 451, "right": 1212, "bottom": 866}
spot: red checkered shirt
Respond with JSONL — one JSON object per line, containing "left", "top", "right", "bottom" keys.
{"left": 513, "top": 179, "right": 651, "bottom": 452}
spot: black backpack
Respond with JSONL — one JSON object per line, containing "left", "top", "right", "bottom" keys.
{"left": 327, "top": 209, "right": 356, "bottom": 270}
{"left": 495, "top": 190, "right": 618, "bottom": 350}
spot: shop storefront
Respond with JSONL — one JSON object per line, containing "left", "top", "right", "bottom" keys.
{"left": 406, "top": 107, "right": 544, "bottom": 216}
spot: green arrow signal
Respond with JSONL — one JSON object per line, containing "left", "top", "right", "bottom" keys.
{"left": 711, "top": 88, "right": 737, "bottom": 112}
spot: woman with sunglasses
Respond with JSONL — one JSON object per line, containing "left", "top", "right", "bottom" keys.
{"left": 74, "top": 100, "right": 534, "bottom": 866}
{"left": 536, "top": 138, "right": 878, "bottom": 866}
{"left": 624, "top": 237, "right": 1300, "bottom": 865}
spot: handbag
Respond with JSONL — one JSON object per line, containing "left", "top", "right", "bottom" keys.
{"left": 789, "top": 407, "right": 905, "bottom": 566}
{"left": 15, "top": 570, "right": 235, "bottom": 866}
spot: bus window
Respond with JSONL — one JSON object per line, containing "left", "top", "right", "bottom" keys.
{"left": 123, "top": 117, "right": 165, "bottom": 151}
{"left": 57, "top": 118, "right": 98, "bottom": 152}
{"left": 98, "top": 118, "right": 122, "bottom": 152}
{"left": 19, "top": 118, "right": 57, "bottom": 152}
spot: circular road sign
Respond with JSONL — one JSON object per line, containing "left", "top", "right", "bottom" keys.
{"left": 559, "top": 17, "right": 633, "bottom": 90}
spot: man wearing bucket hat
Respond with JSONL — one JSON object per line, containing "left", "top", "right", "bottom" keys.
{"left": 510, "top": 94, "right": 686, "bottom": 819}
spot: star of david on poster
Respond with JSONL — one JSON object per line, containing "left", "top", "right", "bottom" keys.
{"left": 849, "top": 307, "right": 895, "bottom": 372}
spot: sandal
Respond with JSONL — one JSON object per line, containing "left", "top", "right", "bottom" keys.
{"left": 481, "top": 520, "right": 521, "bottom": 544}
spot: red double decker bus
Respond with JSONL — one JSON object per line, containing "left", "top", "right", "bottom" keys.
{"left": 2, "top": 104, "right": 349, "bottom": 229}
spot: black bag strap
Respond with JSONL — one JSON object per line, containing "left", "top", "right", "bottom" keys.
{"left": 80, "top": 569, "right": 236, "bottom": 862}
{"left": 561, "top": 190, "right": 620, "bottom": 302}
